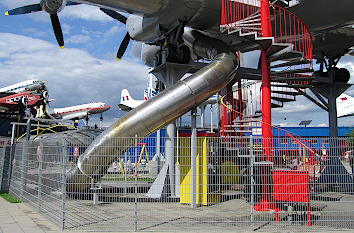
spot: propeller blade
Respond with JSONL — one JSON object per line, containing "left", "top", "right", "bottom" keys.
{"left": 66, "top": 1, "right": 81, "bottom": 6}
{"left": 50, "top": 14, "right": 64, "bottom": 48}
{"left": 5, "top": 4, "right": 42, "bottom": 15}
{"left": 117, "top": 32, "right": 131, "bottom": 61}
{"left": 100, "top": 8, "right": 127, "bottom": 24}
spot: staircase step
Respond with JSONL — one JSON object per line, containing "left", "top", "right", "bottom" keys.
{"left": 267, "top": 43, "right": 292, "bottom": 56}
{"left": 232, "top": 41, "right": 259, "bottom": 53}
{"left": 271, "top": 96, "right": 295, "bottom": 103}
{"left": 269, "top": 50, "right": 303, "bottom": 62}
{"left": 271, "top": 68, "right": 314, "bottom": 75}
{"left": 271, "top": 102, "right": 283, "bottom": 108}
{"left": 271, "top": 76, "right": 313, "bottom": 82}
{"left": 238, "top": 31, "right": 258, "bottom": 41}
{"left": 270, "top": 59, "right": 312, "bottom": 68}
{"left": 232, "top": 119, "right": 260, "bottom": 123}
{"left": 272, "top": 90, "right": 301, "bottom": 96}
{"left": 271, "top": 83, "right": 311, "bottom": 89}
{"left": 251, "top": 111, "right": 263, "bottom": 118}
{"left": 255, "top": 37, "right": 274, "bottom": 51}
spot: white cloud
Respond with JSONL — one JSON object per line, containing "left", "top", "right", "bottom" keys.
{"left": 59, "top": 4, "right": 113, "bottom": 22}
{"left": 62, "top": 23, "right": 72, "bottom": 35}
{"left": 103, "top": 25, "right": 123, "bottom": 41}
{"left": 0, "top": 33, "right": 149, "bottom": 124}
{"left": 66, "top": 34, "right": 91, "bottom": 44}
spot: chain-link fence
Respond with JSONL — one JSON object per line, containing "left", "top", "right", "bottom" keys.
{"left": 6, "top": 131, "right": 354, "bottom": 232}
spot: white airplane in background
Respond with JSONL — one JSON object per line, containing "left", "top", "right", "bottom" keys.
{"left": 119, "top": 69, "right": 218, "bottom": 112}
{"left": 118, "top": 72, "right": 157, "bottom": 111}
{"left": 0, "top": 80, "right": 47, "bottom": 93}
{"left": 46, "top": 102, "right": 111, "bottom": 121}
{"left": 337, "top": 94, "right": 354, "bottom": 118}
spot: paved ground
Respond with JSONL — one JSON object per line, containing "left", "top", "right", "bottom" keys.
{"left": 1, "top": 196, "right": 354, "bottom": 233}
{"left": 0, "top": 197, "right": 62, "bottom": 233}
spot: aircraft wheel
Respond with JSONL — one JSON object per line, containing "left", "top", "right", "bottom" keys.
{"left": 178, "top": 45, "right": 190, "bottom": 64}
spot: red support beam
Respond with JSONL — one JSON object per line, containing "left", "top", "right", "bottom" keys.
{"left": 261, "top": 0, "right": 272, "bottom": 160}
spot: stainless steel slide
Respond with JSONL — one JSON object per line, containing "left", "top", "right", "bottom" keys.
{"left": 66, "top": 31, "right": 239, "bottom": 193}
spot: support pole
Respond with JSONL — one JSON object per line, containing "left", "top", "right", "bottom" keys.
{"left": 261, "top": 50, "right": 272, "bottom": 160}
{"left": 260, "top": 0, "right": 272, "bottom": 160}
{"left": 21, "top": 119, "right": 31, "bottom": 198}
{"left": 200, "top": 105, "right": 206, "bottom": 128}
{"left": 328, "top": 86, "right": 338, "bottom": 138}
{"left": 166, "top": 122, "right": 176, "bottom": 196}
{"left": 61, "top": 135, "right": 67, "bottom": 230}
{"left": 191, "top": 109, "right": 197, "bottom": 208}
{"left": 210, "top": 104, "right": 214, "bottom": 133}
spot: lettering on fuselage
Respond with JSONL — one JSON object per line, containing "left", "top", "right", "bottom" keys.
{"left": 5, "top": 95, "right": 36, "bottom": 104}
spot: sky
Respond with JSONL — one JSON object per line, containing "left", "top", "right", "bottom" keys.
{"left": 0, "top": 0, "right": 353, "bottom": 128}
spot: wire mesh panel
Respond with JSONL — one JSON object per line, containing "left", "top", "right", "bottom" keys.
{"left": 7, "top": 130, "right": 354, "bottom": 232}
{"left": 9, "top": 138, "right": 65, "bottom": 228}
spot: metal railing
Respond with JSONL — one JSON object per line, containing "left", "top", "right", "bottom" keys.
{"left": 221, "top": 0, "right": 313, "bottom": 61}
{"left": 6, "top": 133, "right": 354, "bottom": 232}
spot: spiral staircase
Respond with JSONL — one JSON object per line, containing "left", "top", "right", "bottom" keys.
{"left": 220, "top": 0, "right": 314, "bottom": 137}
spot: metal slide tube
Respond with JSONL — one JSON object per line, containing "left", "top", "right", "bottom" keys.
{"left": 67, "top": 52, "right": 238, "bottom": 193}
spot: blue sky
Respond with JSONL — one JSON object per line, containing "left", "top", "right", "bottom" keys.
{"left": 0, "top": 0, "right": 353, "bottom": 128}
{"left": 0, "top": 0, "right": 149, "bottom": 126}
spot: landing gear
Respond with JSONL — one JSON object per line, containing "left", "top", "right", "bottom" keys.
{"left": 99, "top": 113, "right": 103, "bottom": 128}
{"left": 153, "top": 21, "right": 190, "bottom": 66}
{"left": 315, "top": 55, "right": 350, "bottom": 83}
{"left": 154, "top": 44, "right": 190, "bottom": 66}
{"left": 84, "top": 114, "right": 89, "bottom": 127}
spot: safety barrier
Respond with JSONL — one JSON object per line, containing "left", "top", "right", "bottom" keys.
{"left": 5, "top": 133, "right": 354, "bottom": 232}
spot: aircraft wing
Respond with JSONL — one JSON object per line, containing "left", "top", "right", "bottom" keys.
{"left": 118, "top": 104, "right": 133, "bottom": 111}
{"left": 61, "top": 111, "right": 88, "bottom": 121}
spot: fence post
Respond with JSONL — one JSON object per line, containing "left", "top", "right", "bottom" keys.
{"left": 191, "top": 109, "right": 197, "bottom": 208}
{"left": 7, "top": 123, "right": 17, "bottom": 190}
{"left": 20, "top": 140, "right": 28, "bottom": 198}
{"left": 124, "top": 151, "right": 127, "bottom": 195}
{"left": 38, "top": 139, "right": 43, "bottom": 213}
{"left": 135, "top": 135, "right": 138, "bottom": 232}
{"left": 61, "top": 135, "right": 67, "bottom": 230}
{"left": 250, "top": 136, "right": 255, "bottom": 231}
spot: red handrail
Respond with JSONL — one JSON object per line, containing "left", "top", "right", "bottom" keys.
{"left": 221, "top": 0, "right": 313, "bottom": 61}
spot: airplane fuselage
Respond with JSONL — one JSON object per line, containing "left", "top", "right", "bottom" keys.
{"left": 49, "top": 103, "right": 110, "bottom": 119}
{"left": 0, "top": 80, "right": 47, "bottom": 94}
{"left": 75, "top": 0, "right": 354, "bottom": 35}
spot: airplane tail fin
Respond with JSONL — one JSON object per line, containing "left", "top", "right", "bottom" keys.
{"left": 337, "top": 94, "right": 354, "bottom": 118}
{"left": 119, "top": 89, "right": 138, "bottom": 111}
{"left": 120, "top": 89, "right": 135, "bottom": 104}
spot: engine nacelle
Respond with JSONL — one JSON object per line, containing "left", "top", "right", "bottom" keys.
{"left": 41, "top": 0, "right": 66, "bottom": 14}
{"left": 126, "top": 15, "right": 161, "bottom": 42}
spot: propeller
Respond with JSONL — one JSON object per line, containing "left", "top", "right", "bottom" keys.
{"left": 5, "top": 1, "right": 80, "bottom": 48}
{"left": 100, "top": 8, "right": 130, "bottom": 60}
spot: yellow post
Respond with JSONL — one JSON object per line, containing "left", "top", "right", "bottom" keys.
{"left": 176, "top": 130, "right": 180, "bottom": 165}
{"left": 134, "top": 144, "right": 149, "bottom": 177}
{"left": 202, "top": 137, "right": 208, "bottom": 205}
{"left": 118, "top": 157, "right": 125, "bottom": 175}
{"left": 144, "top": 145, "right": 150, "bottom": 163}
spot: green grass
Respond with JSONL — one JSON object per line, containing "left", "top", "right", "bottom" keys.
{"left": 0, "top": 192, "right": 21, "bottom": 203}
